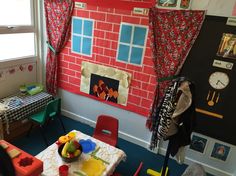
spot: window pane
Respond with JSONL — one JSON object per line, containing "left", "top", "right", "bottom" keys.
{"left": 73, "top": 18, "right": 82, "bottom": 34}
{"left": 117, "top": 44, "right": 130, "bottom": 62}
{"left": 0, "top": 0, "right": 32, "bottom": 26}
{"left": 130, "top": 47, "right": 143, "bottom": 65}
{"left": 82, "top": 37, "right": 92, "bottom": 55}
{"left": 0, "top": 33, "right": 35, "bottom": 61}
{"left": 120, "top": 25, "right": 132, "bottom": 44}
{"left": 72, "top": 35, "right": 81, "bottom": 53}
{"left": 133, "top": 27, "right": 147, "bottom": 46}
{"left": 83, "top": 20, "right": 93, "bottom": 37}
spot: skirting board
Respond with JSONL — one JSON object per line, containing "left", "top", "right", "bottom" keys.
{"left": 62, "top": 109, "right": 231, "bottom": 176}
{"left": 61, "top": 109, "right": 150, "bottom": 149}
{"left": 158, "top": 147, "right": 233, "bottom": 176}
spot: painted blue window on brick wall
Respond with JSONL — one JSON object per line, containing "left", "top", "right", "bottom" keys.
{"left": 72, "top": 17, "right": 93, "bottom": 56}
{"left": 117, "top": 23, "right": 147, "bottom": 66}
{"left": 120, "top": 25, "right": 132, "bottom": 44}
{"left": 130, "top": 47, "right": 143, "bottom": 65}
{"left": 133, "top": 26, "right": 147, "bottom": 46}
{"left": 82, "top": 37, "right": 92, "bottom": 55}
{"left": 72, "top": 36, "right": 81, "bottom": 53}
{"left": 83, "top": 20, "right": 93, "bottom": 37}
{"left": 117, "top": 44, "right": 130, "bottom": 62}
{"left": 73, "top": 18, "right": 82, "bottom": 34}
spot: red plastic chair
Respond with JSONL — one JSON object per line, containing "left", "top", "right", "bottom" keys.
{"left": 93, "top": 115, "right": 119, "bottom": 147}
{"left": 112, "top": 162, "right": 143, "bottom": 176}
{"left": 133, "top": 162, "right": 143, "bottom": 176}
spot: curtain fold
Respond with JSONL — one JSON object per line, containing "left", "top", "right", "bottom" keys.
{"left": 44, "top": 0, "right": 74, "bottom": 95}
{"left": 146, "top": 8, "right": 205, "bottom": 131}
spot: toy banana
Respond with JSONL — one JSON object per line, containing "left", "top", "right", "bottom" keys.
{"left": 61, "top": 142, "right": 70, "bottom": 158}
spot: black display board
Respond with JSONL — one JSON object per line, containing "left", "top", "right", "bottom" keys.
{"left": 181, "top": 16, "right": 236, "bottom": 145}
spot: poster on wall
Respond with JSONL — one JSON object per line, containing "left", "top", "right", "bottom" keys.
{"left": 210, "top": 142, "right": 230, "bottom": 162}
{"left": 0, "top": 70, "right": 6, "bottom": 82}
{"left": 232, "top": 2, "right": 236, "bottom": 16}
{"left": 217, "top": 33, "right": 236, "bottom": 59}
{"left": 157, "top": 0, "right": 177, "bottom": 7}
{"left": 180, "top": 0, "right": 191, "bottom": 9}
{"left": 0, "top": 63, "right": 34, "bottom": 83}
{"left": 157, "top": 0, "right": 192, "bottom": 9}
{"left": 80, "top": 61, "right": 131, "bottom": 106}
{"left": 189, "top": 134, "right": 208, "bottom": 154}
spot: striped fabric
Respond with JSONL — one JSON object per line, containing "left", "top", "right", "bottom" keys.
{"left": 150, "top": 81, "right": 179, "bottom": 149}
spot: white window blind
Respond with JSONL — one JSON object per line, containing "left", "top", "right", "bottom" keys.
{"left": 0, "top": 0, "right": 37, "bottom": 61}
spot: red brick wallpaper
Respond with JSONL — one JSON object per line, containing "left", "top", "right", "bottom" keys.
{"left": 58, "top": 3, "right": 156, "bottom": 117}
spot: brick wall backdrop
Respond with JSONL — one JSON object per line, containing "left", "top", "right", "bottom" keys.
{"left": 58, "top": 1, "right": 156, "bottom": 117}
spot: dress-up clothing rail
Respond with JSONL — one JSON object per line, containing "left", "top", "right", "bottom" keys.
{"left": 147, "top": 77, "right": 196, "bottom": 176}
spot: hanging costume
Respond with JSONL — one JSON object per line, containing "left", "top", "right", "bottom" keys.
{"left": 150, "top": 77, "right": 196, "bottom": 160}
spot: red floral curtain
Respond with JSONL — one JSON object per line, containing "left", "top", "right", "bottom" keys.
{"left": 44, "top": 0, "right": 74, "bottom": 95}
{"left": 146, "top": 8, "right": 205, "bottom": 130}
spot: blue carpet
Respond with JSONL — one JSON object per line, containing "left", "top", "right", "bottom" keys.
{"left": 11, "top": 116, "right": 211, "bottom": 176}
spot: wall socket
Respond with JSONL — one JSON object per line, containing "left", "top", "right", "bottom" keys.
{"left": 75, "top": 2, "right": 86, "bottom": 9}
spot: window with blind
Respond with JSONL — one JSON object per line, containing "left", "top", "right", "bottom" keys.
{"left": 0, "top": 0, "right": 38, "bottom": 62}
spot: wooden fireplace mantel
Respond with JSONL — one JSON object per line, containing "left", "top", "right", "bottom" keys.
{"left": 74, "top": 0, "right": 155, "bottom": 10}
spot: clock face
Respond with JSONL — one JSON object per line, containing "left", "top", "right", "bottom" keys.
{"left": 209, "top": 72, "right": 229, "bottom": 90}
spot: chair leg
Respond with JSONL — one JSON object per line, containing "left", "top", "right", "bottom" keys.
{"left": 27, "top": 123, "right": 34, "bottom": 137}
{"left": 58, "top": 116, "right": 66, "bottom": 133}
{"left": 45, "top": 118, "right": 51, "bottom": 127}
{"left": 39, "top": 126, "right": 49, "bottom": 146}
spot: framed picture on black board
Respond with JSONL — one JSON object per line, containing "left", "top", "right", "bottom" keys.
{"left": 157, "top": 0, "right": 177, "bottom": 7}
{"left": 180, "top": 0, "right": 191, "bottom": 9}
{"left": 189, "top": 134, "right": 207, "bottom": 154}
{"left": 217, "top": 33, "right": 236, "bottom": 59}
{"left": 210, "top": 142, "right": 230, "bottom": 162}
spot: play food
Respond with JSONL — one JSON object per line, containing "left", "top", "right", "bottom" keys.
{"left": 67, "top": 141, "right": 77, "bottom": 153}
{"left": 58, "top": 136, "right": 69, "bottom": 144}
{"left": 58, "top": 141, "right": 83, "bottom": 163}
{"left": 58, "top": 132, "right": 77, "bottom": 144}
{"left": 67, "top": 131, "right": 76, "bottom": 140}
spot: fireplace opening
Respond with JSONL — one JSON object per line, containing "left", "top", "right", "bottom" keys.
{"left": 89, "top": 74, "right": 119, "bottom": 103}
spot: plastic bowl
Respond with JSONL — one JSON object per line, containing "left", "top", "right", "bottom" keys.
{"left": 58, "top": 143, "right": 83, "bottom": 163}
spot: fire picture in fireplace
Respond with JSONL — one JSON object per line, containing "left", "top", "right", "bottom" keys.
{"left": 89, "top": 74, "right": 119, "bottom": 103}
{"left": 81, "top": 61, "right": 131, "bottom": 106}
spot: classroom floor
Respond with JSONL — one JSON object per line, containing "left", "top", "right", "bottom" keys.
{"left": 12, "top": 116, "right": 213, "bottom": 176}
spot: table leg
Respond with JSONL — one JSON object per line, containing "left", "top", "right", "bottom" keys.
{"left": 0, "top": 120, "right": 4, "bottom": 140}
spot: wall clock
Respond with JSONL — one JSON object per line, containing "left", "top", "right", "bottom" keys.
{"left": 208, "top": 71, "right": 229, "bottom": 90}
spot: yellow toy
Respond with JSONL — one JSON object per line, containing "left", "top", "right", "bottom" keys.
{"left": 147, "top": 167, "right": 169, "bottom": 176}
{"left": 58, "top": 131, "right": 77, "bottom": 144}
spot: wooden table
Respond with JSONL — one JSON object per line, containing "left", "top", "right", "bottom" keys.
{"left": 36, "top": 130, "right": 126, "bottom": 176}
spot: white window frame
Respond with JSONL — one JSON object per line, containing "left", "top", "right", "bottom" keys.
{"left": 0, "top": 1, "right": 40, "bottom": 69}
{"left": 71, "top": 17, "right": 94, "bottom": 57}
{"left": 116, "top": 22, "right": 148, "bottom": 66}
